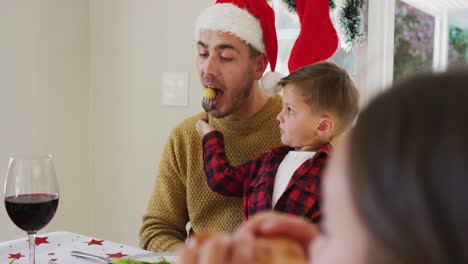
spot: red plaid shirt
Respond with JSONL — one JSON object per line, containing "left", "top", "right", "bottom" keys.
{"left": 202, "top": 130, "right": 331, "bottom": 223}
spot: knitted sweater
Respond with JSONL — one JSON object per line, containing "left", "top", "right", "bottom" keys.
{"left": 139, "top": 95, "right": 282, "bottom": 252}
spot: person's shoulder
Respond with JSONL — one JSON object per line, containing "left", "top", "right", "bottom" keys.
{"left": 270, "top": 145, "right": 291, "bottom": 154}
{"left": 252, "top": 145, "right": 288, "bottom": 161}
{"left": 257, "top": 94, "right": 282, "bottom": 118}
{"left": 271, "top": 94, "right": 283, "bottom": 105}
{"left": 269, "top": 94, "right": 283, "bottom": 112}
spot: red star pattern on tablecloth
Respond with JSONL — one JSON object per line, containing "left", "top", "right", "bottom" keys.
{"left": 9, "top": 253, "right": 25, "bottom": 260}
{"left": 86, "top": 239, "right": 104, "bottom": 246}
{"left": 35, "top": 236, "right": 50, "bottom": 246}
{"left": 106, "top": 252, "right": 128, "bottom": 258}
{"left": 1, "top": 232, "right": 156, "bottom": 263}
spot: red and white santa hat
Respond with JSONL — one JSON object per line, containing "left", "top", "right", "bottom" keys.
{"left": 195, "top": 0, "right": 283, "bottom": 94}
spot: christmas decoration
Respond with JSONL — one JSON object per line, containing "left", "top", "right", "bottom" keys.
{"left": 106, "top": 252, "right": 129, "bottom": 258}
{"left": 272, "top": 0, "right": 365, "bottom": 52}
{"left": 288, "top": 0, "right": 339, "bottom": 72}
{"left": 87, "top": 239, "right": 104, "bottom": 246}
{"left": 35, "top": 236, "right": 50, "bottom": 246}
{"left": 280, "top": 0, "right": 296, "bottom": 11}
{"left": 277, "top": 0, "right": 336, "bottom": 12}
{"left": 8, "top": 253, "right": 24, "bottom": 260}
{"left": 334, "top": 0, "right": 366, "bottom": 51}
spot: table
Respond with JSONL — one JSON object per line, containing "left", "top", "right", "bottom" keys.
{"left": 0, "top": 231, "right": 175, "bottom": 263}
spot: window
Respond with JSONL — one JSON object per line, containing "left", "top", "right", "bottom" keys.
{"left": 394, "top": 0, "right": 435, "bottom": 80}
{"left": 392, "top": 0, "right": 468, "bottom": 80}
{"left": 448, "top": 25, "right": 468, "bottom": 66}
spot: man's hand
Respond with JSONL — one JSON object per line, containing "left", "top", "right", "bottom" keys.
{"left": 195, "top": 119, "right": 215, "bottom": 137}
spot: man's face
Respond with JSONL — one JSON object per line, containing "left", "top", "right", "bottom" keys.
{"left": 197, "top": 30, "right": 261, "bottom": 118}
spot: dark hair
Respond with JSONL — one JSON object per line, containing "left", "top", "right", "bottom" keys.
{"left": 248, "top": 44, "right": 262, "bottom": 58}
{"left": 279, "top": 62, "right": 360, "bottom": 134}
{"left": 349, "top": 68, "right": 468, "bottom": 263}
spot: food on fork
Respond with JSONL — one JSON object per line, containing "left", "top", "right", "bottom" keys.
{"left": 193, "top": 233, "right": 306, "bottom": 264}
{"left": 202, "top": 87, "right": 215, "bottom": 115}
{"left": 203, "top": 87, "right": 216, "bottom": 99}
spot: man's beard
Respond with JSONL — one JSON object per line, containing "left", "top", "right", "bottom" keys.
{"left": 211, "top": 76, "right": 254, "bottom": 119}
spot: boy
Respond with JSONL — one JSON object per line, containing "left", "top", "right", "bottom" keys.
{"left": 195, "top": 62, "right": 359, "bottom": 223}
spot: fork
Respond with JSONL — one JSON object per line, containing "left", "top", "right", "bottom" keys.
{"left": 70, "top": 251, "right": 113, "bottom": 263}
{"left": 201, "top": 97, "right": 213, "bottom": 121}
{"left": 69, "top": 251, "right": 172, "bottom": 264}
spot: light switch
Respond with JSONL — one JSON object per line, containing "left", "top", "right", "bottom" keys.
{"left": 162, "top": 72, "right": 189, "bottom": 106}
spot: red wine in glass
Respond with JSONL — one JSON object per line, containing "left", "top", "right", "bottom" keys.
{"left": 3, "top": 155, "right": 59, "bottom": 264}
{"left": 5, "top": 194, "right": 59, "bottom": 232}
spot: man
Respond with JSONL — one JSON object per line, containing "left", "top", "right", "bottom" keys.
{"left": 139, "top": 0, "right": 283, "bottom": 252}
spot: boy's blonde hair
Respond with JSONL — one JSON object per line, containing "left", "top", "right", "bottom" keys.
{"left": 278, "top": 61, "right": 360, "bottom": 136}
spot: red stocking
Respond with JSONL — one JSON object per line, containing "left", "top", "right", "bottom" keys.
{"left": 288, "top": 0, "right": 339, "bottom": 72}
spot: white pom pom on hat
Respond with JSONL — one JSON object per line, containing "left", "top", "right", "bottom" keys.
{"left": 261, "top": 71, "right": 284, "bottom": 95}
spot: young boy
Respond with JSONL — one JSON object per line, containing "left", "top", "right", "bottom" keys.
{"left": 195, "top": 62, "right": 360, "bottom": 223}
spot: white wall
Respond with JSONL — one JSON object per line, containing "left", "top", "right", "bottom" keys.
{"left": 88, "top": 0, "right": 211, "bottom": 246}
{"left": 0, "top": 0, "right": 91, "bottom": 240}
{"left": 0, "top": 0, "right": 214, "bottom": 246}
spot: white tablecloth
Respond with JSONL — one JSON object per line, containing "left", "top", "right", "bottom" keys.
{"left": 0, "top": 231, "right": 175, "bottom": 264}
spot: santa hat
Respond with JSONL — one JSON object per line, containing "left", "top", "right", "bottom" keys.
{"left": 195, "top": 0, "right": 282, "bottom": 94}
{"left": 288, "top": 0, "right": 339, "bottom": 72}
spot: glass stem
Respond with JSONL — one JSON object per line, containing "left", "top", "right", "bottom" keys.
{"left": 27, "top": 232, "right": 36, "bottom": 264}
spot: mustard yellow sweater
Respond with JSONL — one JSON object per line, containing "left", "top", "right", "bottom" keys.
{"left": 139, "top": 95, "right": 282, "bottom": 252}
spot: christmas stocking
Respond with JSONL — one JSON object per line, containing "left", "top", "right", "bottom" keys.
{"left": 288, "top": 0, "right": 339, "bottom": 72}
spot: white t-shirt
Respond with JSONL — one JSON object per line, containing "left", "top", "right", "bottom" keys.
{"left": 272, "top": 150, "right": 316, "bottom": 207}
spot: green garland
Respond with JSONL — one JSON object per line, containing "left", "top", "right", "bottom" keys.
{"left": 281, "top": 0, "right": 296, "bottom": 12}
{"left": 336, "top": 0, "right": 365, "bottom": 51}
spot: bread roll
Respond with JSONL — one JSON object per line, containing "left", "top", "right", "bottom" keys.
{"left": 193, "top": 233, "right": 306, "bottom": 264}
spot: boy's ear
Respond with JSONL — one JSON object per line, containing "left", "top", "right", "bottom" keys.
{"left": 316, "top": 116, "right": 334, "bottom": 137}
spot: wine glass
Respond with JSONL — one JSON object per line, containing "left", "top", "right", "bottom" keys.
{"left": 4, "top": 155, "right": 59, "bottom": 264}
